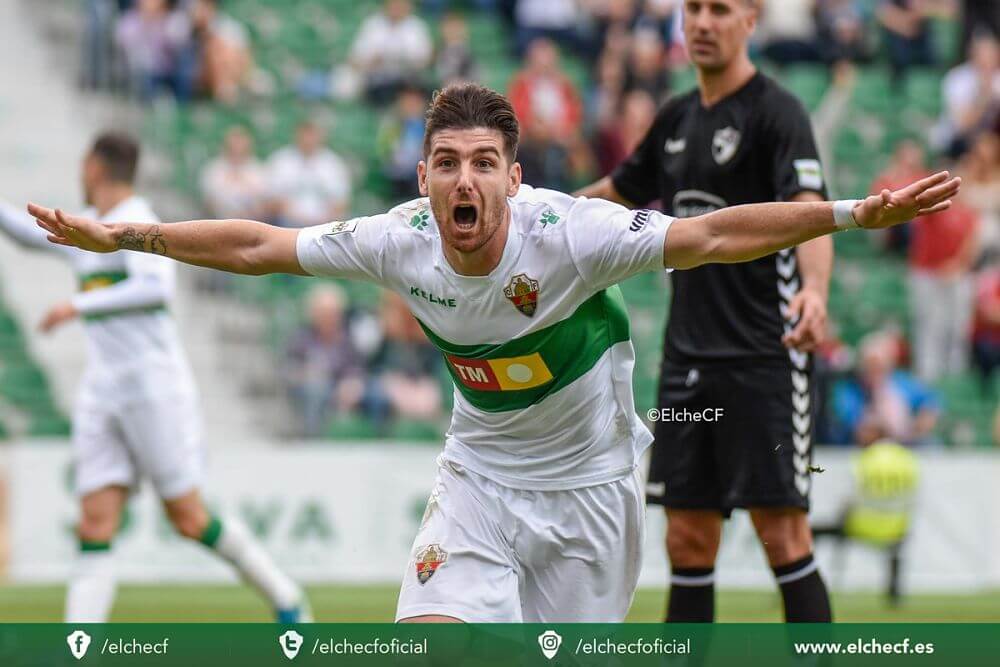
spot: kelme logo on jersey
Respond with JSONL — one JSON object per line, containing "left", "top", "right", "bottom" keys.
{"left": 539, "top": 210, "right": 560, "bottom": 226}
{"left": 415, "top": 544, "right": 448, "bottom": 584}
{"left": 630, "top": 209, "right": 652, "bottom": 232}
{"left": 446, "top": 352, "right": 554, "bottom": 392}
{"left": 503, "top": 273, "right": 539, "bottom": 317}
{"left": 712, "top": 126, "right": 741, "bottom": 165}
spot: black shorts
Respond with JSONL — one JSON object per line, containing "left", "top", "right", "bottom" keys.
{"left": 646, "top": 360, "right": 814, "bottom": 516}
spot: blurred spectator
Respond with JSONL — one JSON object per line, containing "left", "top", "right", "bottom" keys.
{"left": 623, "top": 30, "right": 671, "bottom": 104}
{"left": 114, "top": 0, "right": 192, "bottom": 102}
{"left": 871, "top": 139, "right": 932, "bottom": 255}
{"left": 200, "top": 126, "right": 267, "bottom": 220}
{"left": 971, "top": 266, "right": 1000, "bottom": 390}
{"left": 350, "top": 0, "right": 433, "bottom": 105}
{"left": 82, "top": 0, "right": 120, "bottom": 90}
{"left": 934, "top": 33, "right": 1000, "bottom": 158}
{"left": 908, "top": 200, "right": 979, "bottom": 381}
{"left": 187, "top": 0, "right": 253, "bottom": 104}
{"left": 594, "top": 88, "right": 657, "bottom": 175}
{"left": 285, "top": 285, "right": 365, "bottom": 438}
{"left": 957, "top": 132, "right": 1000, "bottom": 262}
{"left": 816, "top": 0, "right": 873, "bottom": 65}
{"left": 363, "top": 292, "right": 443, "bottom": 428}
{"left": 877, "top": 0, "right": 952, "bottom": 87}
{"left": 833, "top": 332, "right": 940, "bottom": 447}
{"left": 267, "top": 120, "right": 352, "bottom": 228}
{"left": 959, "top": 0, "right": 1000, "bottom": 61}
{"left": 634, "top": 0, "right": 680, "bottom": 48}
{"left": 588, "top": 51, "right": 627, "bottom": 129}
{"left": 434, "top": 12, "right": 479, "bottom": 85}
{"left": 813, "top": 319, "right": 855, "bottom": 444}
{"left": 513, "top": 0, "right": 582, "bottom": 58}
{"left": 517, "top": 112, "right": 575, "bottom": 190}
{"left": 757, "top": 0, "right": 823, "bottom": 66}
{"left": 509, "top": 39, "right": 584, "bottom": 143}
{"left": 377, "top": 86, "right": 428, "bottom": 200}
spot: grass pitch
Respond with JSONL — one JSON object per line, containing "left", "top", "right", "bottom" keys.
{"left": 0, "top": 585, "right": 996, "bottom": 623}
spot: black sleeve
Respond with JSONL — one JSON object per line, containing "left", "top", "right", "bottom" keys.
{"left": 610, "top": 104, "right": 669, "bottom": 207}
{"left": 764, "top": 92, "right": 828, "bottom": 201}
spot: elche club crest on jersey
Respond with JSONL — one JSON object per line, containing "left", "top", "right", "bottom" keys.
{"left": 415, "top": 544, "right": 448, "bottom": 585}
{"left": 503, "top": 273, "right": 539, "bottom": 317}
{"left": 712, "top": 126, "right": 741, "bottom": 165}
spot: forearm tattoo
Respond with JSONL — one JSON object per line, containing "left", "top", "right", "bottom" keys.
{"left": 117, "top": 225, "right": 168, "bottom": 255}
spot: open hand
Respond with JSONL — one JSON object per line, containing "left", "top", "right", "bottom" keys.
{"left": 854, "top": 171, "right": 961, "bottom": 229}
{"left": 28, "top": 203, "right": 117, "bottom": 253}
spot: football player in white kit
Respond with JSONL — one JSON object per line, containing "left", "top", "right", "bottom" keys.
{"left": 28, "top": 88, "right": 960, "bottom": 623}
{"left": 0, "top": 133, "right": 309, "bottom": 623}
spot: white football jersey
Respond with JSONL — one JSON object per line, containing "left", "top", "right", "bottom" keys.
{"left": 58, "top": 197, "right": 193, "bottom": 397}
{"left": 296, "top": 184, "right": 674, "bottom": 490}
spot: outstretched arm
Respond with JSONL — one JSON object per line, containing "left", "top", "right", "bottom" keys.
{"left": 664, "top": 172, "right": 960, "bottom": 270}
{"left": 0, "top": 201, "right": 75, "bottom": 255}
{"left": 28, "top": 204, "right": 307, "bottom": 276}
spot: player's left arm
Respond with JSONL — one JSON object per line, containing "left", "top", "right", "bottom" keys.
{"left": 785, "top": 191, "right": 832, "bottom": 352}
{"left": 663, "top": 172, "right": 961, "bottom": 270}
{"left": 763, "top": 92, "right": 833, "bottom": 352}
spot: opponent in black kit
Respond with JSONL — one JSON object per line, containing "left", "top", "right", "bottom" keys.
{"left": 579, "top": 0, "right": 833, "bottom": 622}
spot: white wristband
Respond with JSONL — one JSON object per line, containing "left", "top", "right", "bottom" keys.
{"left": 833, "top": 200, "right": 861, "bottom": 230}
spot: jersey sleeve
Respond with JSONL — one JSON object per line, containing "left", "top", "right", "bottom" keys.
{"left": 295, "top": 214, "right": 389, "bottom": 284}
{"left": 72, "top": 252, "right": 174, "bottom": 318}
{"left": 565, "top": 197, "right": 673, "bottom": 291}
{"left": 764, "top": 94, "right": 828, "bottom": 201}
{"left": 610, "top": 105, "right": 667, "bottom": 206}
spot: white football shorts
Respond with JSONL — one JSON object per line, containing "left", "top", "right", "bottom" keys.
{"left": 73, "top": 374, "right": 203, "bottom": 501}
{"left": 396, "top": 458, "right": 645, "bottom": 622}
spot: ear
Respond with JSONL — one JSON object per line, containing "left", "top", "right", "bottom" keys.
{"left": 417, "top": 161, "right": 428, "bottom": 196}
{"left": 507, "top": 161, "right": 522, "bottom": 197}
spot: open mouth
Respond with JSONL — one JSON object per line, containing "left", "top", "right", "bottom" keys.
{"left": 453, "top": 204, "right": 478, "bottom": 228}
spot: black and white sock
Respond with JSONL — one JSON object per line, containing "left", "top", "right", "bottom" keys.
{"left": 772, "top": 553, "right": 832, "bottom": 622}
{"left": 666, "top": 567, "right": 715, "bottom": 622}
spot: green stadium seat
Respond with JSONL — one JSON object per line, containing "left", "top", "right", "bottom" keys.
{"left": 389, "top": 418, "right": 442, "bottom": 442}
{"left": 325, "top": 414, "right": 379, "bottom": 440}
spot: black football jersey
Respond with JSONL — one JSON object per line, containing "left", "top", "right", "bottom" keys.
{"left": 612, "top": 72, "right": 827, "bottom": 364}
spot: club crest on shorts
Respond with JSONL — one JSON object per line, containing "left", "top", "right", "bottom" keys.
{"left": 712, "top": 126, "right": 741, "bottom": 165}
{"left": 503, "top": 273, "right": 539, "bottom": 317}
{"left": 415, "top": 544, "right": 448, "bottom": 585}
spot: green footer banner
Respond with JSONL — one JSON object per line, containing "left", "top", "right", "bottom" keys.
{"left": 1, "top": 624, "right": 998, "bottom": 666}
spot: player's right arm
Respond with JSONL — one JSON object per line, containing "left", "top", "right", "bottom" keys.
{"left": 30, "top": 203, "right": 389, "bottom": 283}
{"left": 29, "top": 204, "right": 308, "bottom": 275}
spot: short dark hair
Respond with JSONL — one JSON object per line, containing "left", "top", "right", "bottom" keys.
{"left": 90, "top": 132, "right": 140, "bottom": 184}
{"left": 424, "top": 83, "right": 520, "bottom": 162}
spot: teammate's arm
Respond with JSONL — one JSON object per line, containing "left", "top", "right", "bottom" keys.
{"left": 0, "top": 201, "right": 75, "bottom": 255}
{"left": 664, "top": 172, "right": 960, "bottom": 270}
{"left": 28, "top": 204, "right": 307, "bottom": 275}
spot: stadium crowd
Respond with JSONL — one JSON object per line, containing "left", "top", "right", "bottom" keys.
{"left": 75, "top": 0, "right": 999, "bottom": 445}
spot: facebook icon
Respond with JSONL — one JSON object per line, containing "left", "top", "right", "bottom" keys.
{"left": 66, "top": 630, "right": 92, "bottom": 660}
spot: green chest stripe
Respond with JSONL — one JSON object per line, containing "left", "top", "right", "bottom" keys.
{"left": 79, "top": 271, "right": 128, "bottom": 291}
{"left": 418, "top": 287, "right": 631, "bottom": 412}
{"left": 78, "top": 271, "right": 167, "bottom": 322}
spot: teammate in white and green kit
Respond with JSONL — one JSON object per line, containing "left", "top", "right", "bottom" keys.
{"left": 28, "top": 85, "right": 960, "bottom": 622}
{"left": 1, "top": 133, "right": 309, "bottom": 623}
